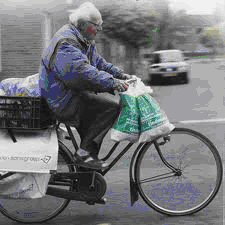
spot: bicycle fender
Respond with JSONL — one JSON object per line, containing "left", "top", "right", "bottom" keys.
{"left": 129, "top": 143, "right": 144, "bottom": 206}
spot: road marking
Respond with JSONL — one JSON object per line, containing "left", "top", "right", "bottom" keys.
{"left": 173, "top": 118, "right": 225, "bottom": 124}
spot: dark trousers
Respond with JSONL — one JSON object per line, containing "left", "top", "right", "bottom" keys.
{"left": 55, "top": 92, "right": 120, "bottom": 157}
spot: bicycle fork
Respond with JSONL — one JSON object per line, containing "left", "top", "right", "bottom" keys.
{"left": 154, "top": 136, "right": 182, "bottom": 176}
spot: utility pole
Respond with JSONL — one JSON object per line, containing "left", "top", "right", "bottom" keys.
{"left": 42, "top": 11, "right": 52, "bottom": 49}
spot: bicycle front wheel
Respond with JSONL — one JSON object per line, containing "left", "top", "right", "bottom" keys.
{"left": 0, "top": 141, "right": 75, "bottom": 223}
{"left": 135, "top": 127, "right": 223, "bottom": 216}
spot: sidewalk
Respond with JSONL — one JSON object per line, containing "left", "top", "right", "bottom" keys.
{"left": 189, "top": 55, "right": 225, "bottom": 63}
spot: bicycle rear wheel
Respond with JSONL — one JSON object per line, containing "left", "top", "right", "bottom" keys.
{"left": 0, "top": 141, "right": 75, "bottom": 223}
{"left": 135, "top": 127, "right": 223, "bottom": 216}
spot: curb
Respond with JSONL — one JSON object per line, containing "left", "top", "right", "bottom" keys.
{"left": 172, "top": 118, "right": 225, "bottom": 124}
{"left": 190, "top": 57, "right": 225, "bottom": 63}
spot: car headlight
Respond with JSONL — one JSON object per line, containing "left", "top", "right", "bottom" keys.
{"left": 149, "top": 67, "right": 160, "bottom": 72}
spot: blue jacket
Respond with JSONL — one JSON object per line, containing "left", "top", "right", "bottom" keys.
{"left": 39, "top": 23, "right": 123, "bottom": 113}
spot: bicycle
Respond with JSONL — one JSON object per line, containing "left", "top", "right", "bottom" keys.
{"left": 0, "top": 97, "right": 223, "bottom": 224}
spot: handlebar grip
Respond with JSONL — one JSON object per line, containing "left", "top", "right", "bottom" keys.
{"left": 126, "top": 78, "right": 137, "bottom": 84}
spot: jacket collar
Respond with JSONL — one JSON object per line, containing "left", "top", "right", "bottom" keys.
{"left": 68, "top": 23, "right": 95, "bottom": 46}
{"left": 68, "top": 23, "right": 91, "bottom": 46}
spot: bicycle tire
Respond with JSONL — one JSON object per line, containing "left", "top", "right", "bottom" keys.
{"left": 134, "top": 127, "right": 223, "bottom": 216}
{"left": 0, "top": 141, "right": 75, "bottom": 223}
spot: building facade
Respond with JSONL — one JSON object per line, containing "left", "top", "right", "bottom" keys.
{"left": 0, "top": 8, "right": 143, "bottom": 82}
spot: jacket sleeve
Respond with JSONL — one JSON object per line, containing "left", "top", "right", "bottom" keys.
{"left": 94, "top": 46, "right": 124, "bottom": 79}
{"left": 51, "top": 42, "right": 115, "bottom": 93}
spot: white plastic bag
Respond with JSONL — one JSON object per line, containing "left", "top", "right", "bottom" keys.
{"left": 0, "top": 73, "right": 40, "bottom": 97}
{"left": 0, "top": 172, "right": 50, "bottom": 199}
{"left": 0, "top": 128, "right": 58, "bottom": 173}
{"left": 0, "top": 89, "right": 5, "bottom": 96}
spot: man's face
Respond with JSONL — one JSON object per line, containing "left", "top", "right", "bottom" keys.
{"left": 80, "top": 19, "right": 103, "bottom": 41}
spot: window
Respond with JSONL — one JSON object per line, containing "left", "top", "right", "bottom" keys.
{"left": 161, "top": 51, "right": 184, "bottom": 63}
{"left": 152, "top": 53, "right": 161, "bottom": 64}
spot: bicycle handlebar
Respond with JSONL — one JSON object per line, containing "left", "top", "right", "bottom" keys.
{"left": 126, "top": 78, "right": 138, "bottom": 84}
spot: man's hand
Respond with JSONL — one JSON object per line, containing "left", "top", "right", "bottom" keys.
{"left": 113, "top": 78, "right": 129, "bottom": 92}
{"left": 120, "top": 73, "right": 132, "bottom": 80}
{"left": 120, "top": 74, "right": 139, "bottom": 80}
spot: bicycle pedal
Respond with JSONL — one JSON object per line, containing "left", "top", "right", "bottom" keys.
{"left": 96, "top": 198, "right": 107, "bottom": 205}
{"left": 86, "top": 201, "right": 95, "bottom": 205}
{"left": 86, "top": 198, "right": 107, "bottom": 205}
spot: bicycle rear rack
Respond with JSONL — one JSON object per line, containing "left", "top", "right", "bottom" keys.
{"left": 0, "top": 172, "right": 16, "bottom": 180}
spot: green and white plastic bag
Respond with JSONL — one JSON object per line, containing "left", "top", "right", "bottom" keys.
{"left": 111, "top": 78, "right": 153, "bottom": 142}
{"left": 110, "top": 93, "right": 140, "bottom": 142}
{"left": 137, "top": 94, "right": 175, "bottom": 143}
{"left": 111, "top": 78, "right": 174, "bottom": 142}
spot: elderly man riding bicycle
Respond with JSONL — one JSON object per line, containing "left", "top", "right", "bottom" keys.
{"left": 39, "top": 2, "right": 136, "bottom": 169}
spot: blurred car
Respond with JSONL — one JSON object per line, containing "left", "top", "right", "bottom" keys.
{"left": 147, "top": 49, "right": 191, "bottom": 85}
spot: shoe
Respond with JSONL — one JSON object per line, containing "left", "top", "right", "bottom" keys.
{"left": 90, "top": 154, "right": 105, "bottom": 164}
{"left": 74, "top": 154, "right": 109, "bottom": 170}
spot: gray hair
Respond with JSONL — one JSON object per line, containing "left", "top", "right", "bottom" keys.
{"left": 69, "top": 2, "right": 103, "bottom": 26}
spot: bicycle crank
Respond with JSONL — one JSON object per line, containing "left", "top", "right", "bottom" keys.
{"left": 47, "top": 171, "right": 107, "bottom": 203}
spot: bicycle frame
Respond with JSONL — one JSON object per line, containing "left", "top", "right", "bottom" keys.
{"left": 58, "top": 124, "right": 182, "bottom": 206}
{"left": 52, "top": 123, "right": 145, "bottom": 205}
{"left": 62, "top": 124, "right": 180, "bottom": 176}
{"left": 62, "top": 123, "right": 144, "bottom": 176}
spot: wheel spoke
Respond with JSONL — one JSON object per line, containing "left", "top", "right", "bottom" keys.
{"left": 0, "top": 142, "right": 74, "bottom": 223}
{"left": 139, "top": 172, "right": 177, "bottom": 184}
{"left": 180, "top": 162, "right": 191, "bottom": 170}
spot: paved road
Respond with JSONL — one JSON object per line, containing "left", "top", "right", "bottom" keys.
{"left": 149, "top": 60, "right": 225, "bottom": 122}
{"left": 0, "top": 61, "right": 224, "bottom": 225}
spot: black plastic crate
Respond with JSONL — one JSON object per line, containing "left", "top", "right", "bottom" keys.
{"left": 0, "top": 96, "right": 56, "bottom": 129}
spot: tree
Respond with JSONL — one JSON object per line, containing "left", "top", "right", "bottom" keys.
{"left": 200, "top": 27, "right": 224, "bottom": 49}
{"left": 94, "top": 0, "right": 165, "bottom": 48}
